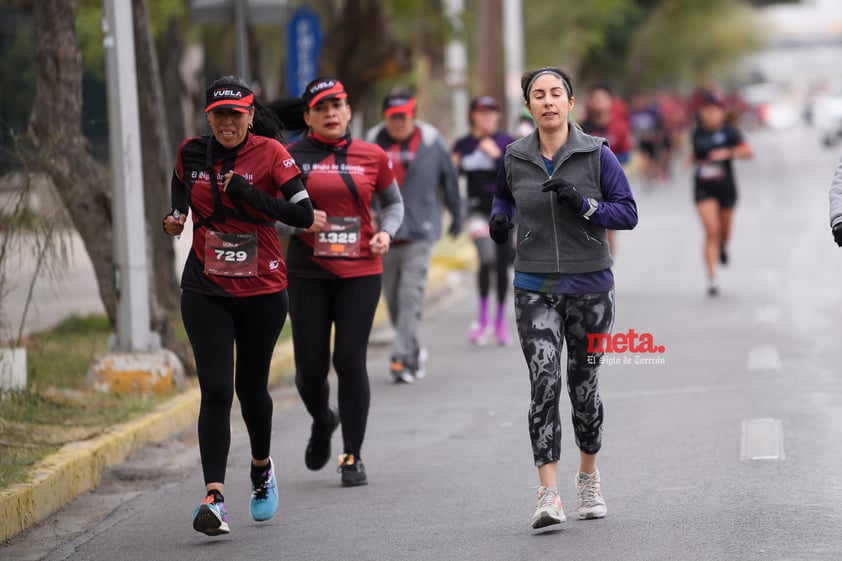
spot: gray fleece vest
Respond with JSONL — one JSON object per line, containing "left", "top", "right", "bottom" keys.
{"left": 504, "top": 126, "right": 613, "bottom": 274}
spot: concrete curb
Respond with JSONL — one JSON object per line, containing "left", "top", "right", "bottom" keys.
{"left": 0, "top": 244, "right": 475, "bottom": 542}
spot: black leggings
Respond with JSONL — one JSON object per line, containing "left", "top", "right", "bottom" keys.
{"left": 475, "top": 235, "right": 513, "bottom": 303}
{"left": 181, "top": 290, "right": 288, "bottom": 485}
{"left": 287, "top": 274, "right": 381, "bottom": 459}
{"left": 514, "top": 288, "right": 615, "bottom": 466}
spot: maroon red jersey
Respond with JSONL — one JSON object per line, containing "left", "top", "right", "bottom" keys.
{"left": 175, "top": 133, "right": 301, "bottom": 297}
{"left": 287, "top": 135, "right": 395, "bottom": 279}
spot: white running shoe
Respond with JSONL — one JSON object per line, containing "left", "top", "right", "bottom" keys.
{"left": 468, "top": 322, "right": 491, "bottom": 346}
{"left": 531, "top": 486, "right": 566, "bottom": 529}
{"left": 576, "top": 471, "right": 607, "bottom": 520}
{"left": 413, "top": 347, "right": 429, "bottom": 380}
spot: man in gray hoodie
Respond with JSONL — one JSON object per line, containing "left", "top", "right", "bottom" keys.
{"left": 366, "top": 88, "right": 463, "bottom": 383}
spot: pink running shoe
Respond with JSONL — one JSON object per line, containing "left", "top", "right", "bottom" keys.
{"left": 494, "top": 322, "right": 511, "bottom": 346}
{"left": 468, "top": 321, "right": 490, "bottom": 346}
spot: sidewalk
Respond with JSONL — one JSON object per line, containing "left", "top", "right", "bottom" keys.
{"left": 0, "top": 240, "right": 475, "bottom": 542}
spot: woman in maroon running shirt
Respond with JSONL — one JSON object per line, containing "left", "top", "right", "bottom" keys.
{"left": 163, "top": 75, "right": 313, "bottom": 536}
{"left": 284, "top": 76, "right": 404, "bottom": 487}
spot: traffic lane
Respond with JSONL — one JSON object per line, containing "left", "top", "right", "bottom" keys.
{"left": 604, "top": 126, "right": 842, "bottom": 558}
{"left": 45, "top": 282, "right": 842, "bottom": 554}
{"left": 63, "top": 290, "right": 830, "bottom": 561}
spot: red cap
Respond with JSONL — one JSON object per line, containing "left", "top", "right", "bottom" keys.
{"left": 383, "top": 94, "right": 416, "bottom": 117}
{"left": 302, "top": 77, "right": 348, "bottom": 108}
{"left": 204, "top": 84, "right": 254, "bottom": 113}
{"left": 470, "top": 96, "right": 501, "bottom": 112}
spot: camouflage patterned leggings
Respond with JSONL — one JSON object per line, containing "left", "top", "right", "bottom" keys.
{"left": 514, "top": 288, "right": 615, "bottom": 466}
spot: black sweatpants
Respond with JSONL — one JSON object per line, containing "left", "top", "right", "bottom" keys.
{"left": 181, "top": 289, "right": 288, "bottom": 485}
{"left": 287, "top": 274, "right": 381, "bottom": 459}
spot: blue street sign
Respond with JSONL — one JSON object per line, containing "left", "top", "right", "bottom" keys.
{"left": 286, "top": 7, "right": 322, "bottom": 98}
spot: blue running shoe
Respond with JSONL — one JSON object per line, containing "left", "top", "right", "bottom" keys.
{"left": 192, "top": 491, "right": 230, "bottom": 536}
{"left": 249, "top": 457, "right": 279, "bottom": 522}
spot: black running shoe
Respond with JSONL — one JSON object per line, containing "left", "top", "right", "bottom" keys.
{"left": 719, "top": 244, "right": 728, "bottom": 265}
{"left": 337, "top": 453, "right": 367, "bottom": 487}
{"left": 305, "top": 406, "right": 339, "bottom": 471}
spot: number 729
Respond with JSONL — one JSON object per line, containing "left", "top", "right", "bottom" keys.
{"left": 214, "top": 249, "right": 248, "bottom": 262}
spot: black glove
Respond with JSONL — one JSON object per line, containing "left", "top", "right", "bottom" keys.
{"left": 489, "top": 213, "right": 514, "bottom": 245}
{"left": 834, "top": 224, "right": 842, "bottom": 247}
{"left": 224, "top": 172, "right": 251, "bottom": 197}
{"left": 542, "top": 177, "right": 584, "bottom": 213}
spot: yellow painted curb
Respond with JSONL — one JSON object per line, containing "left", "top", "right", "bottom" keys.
{"left": 0, "top": 242, "right": 475, "bottom": 542}
{"left": 0, "top": 387, "right": 200, "bottom": 541}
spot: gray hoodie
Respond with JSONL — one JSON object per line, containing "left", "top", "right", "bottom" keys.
{"left": 366, "top": 121, "right": 462, "bottom": 242}
{"left": 829, "top": 151, "right": 842, "bottom": 228}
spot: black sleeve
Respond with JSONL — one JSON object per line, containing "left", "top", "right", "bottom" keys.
{"left": 170, "top": 170, "right": 189, "bottom": 214}
{"left": 225, "top": 174, "right": 314, "bottom": 228}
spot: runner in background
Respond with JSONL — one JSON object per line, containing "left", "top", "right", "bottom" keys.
{"left": 285, "top": 77, "right": 404, "bottom": 486}
{"left": 629, "top": 91, "right": 668, "bottom": 188}
{"left": 452, "top": 96, "right": 516, "bottom": 346}
{"left": 581, "top": 83, "right": 633, "bottom": 165}
{"left": 366, "top": 88, "right": 462, "bottom": 382}
{"left": 655, "top": 88, "right": 688, "bottom": 179}
{"left": 163, "top": 75, "right": 314, "bottom": 536}
{"left": 580, "top": 83, "right": 634, "bottom": 253}
{"left": 688, "top": 90, "right": 753, "bottom": 296}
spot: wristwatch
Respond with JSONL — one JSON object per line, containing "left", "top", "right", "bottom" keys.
{"left": 583, "top": 198, "right": 599, "bottom": 219}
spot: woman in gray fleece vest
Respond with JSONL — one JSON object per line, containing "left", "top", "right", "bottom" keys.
{"left": 489, "top": 67, "right": 638, "bottom": 529}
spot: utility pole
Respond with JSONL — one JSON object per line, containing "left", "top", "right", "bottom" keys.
{"left": 503, "top": 0, "right": 525, "bottom": 132}
{"left": 234, "top": 0, "right": 251, "bottom": 82}
{"left": 92, "top": 2, "right": 183, "bottom": 398}
{"left": 102, "top": 0, "right": 154, "bottom": 352}
{"left": 444, "top": 0, "right": 469, "bottom": 140}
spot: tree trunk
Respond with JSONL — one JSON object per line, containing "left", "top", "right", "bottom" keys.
{"left": 476, "top": 0, "right": 504, "bottom": 103}
{"left": 318, "top": 0, "right": 413, "bottom": 106}
{"left": 27, "top": 0, "right": 117, "bottom": 326}
{"left": 131, "top": 0, "right": 180, "bottom": 351}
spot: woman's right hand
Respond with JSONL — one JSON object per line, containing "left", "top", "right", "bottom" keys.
{"left": 303, "top": 209, "right": 327, "bottom": 233}
{"left": 163, "top": 211, "right": 186, "bottom": 236}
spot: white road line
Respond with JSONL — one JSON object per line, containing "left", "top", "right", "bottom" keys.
{"left": 741, "top": 418, "right": 786, "bottom": 461}
{"left": 747, "top": 346, "right": 782, "bottom": 371}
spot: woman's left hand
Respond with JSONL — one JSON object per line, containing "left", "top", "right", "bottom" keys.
{"left": 222, "top": 171, "right": 234, "bottom": 191}
{"left": 370, "top": 231, "right": 391, "bottom": 255}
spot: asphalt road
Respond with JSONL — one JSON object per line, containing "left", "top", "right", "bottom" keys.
{"left": 5, "top": 123, "right": 842, "bottom": 561}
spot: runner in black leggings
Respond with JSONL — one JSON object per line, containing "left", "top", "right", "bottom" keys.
{"left": 285, "top": 77, "right": 404, "bottom": 487}
{"left": 163, "top": 75, "right": 313, "bottom": 536}
{"left": 452, "top": 96, "right": 516, "bottom": 346}
{"left": 286, "top": 276, "right": 382, "bottom": 468}
{"left": 490, "top": 67, "right": 637, "bottom": 529}
{"left": 182, "top": 291, "right": 286, "bottom": 482}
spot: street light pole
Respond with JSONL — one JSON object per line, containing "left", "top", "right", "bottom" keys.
{"left": 503, "top": 0, "right": 524, "bottom": 132}
{"left": 444, "top": 0, "right": 469, "bottom": 140}
{"left": 102, "top": 0, "right": 153, "bottom": 352}
{"left": 234, "top": 0, "right": 252, "bottom": 82}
